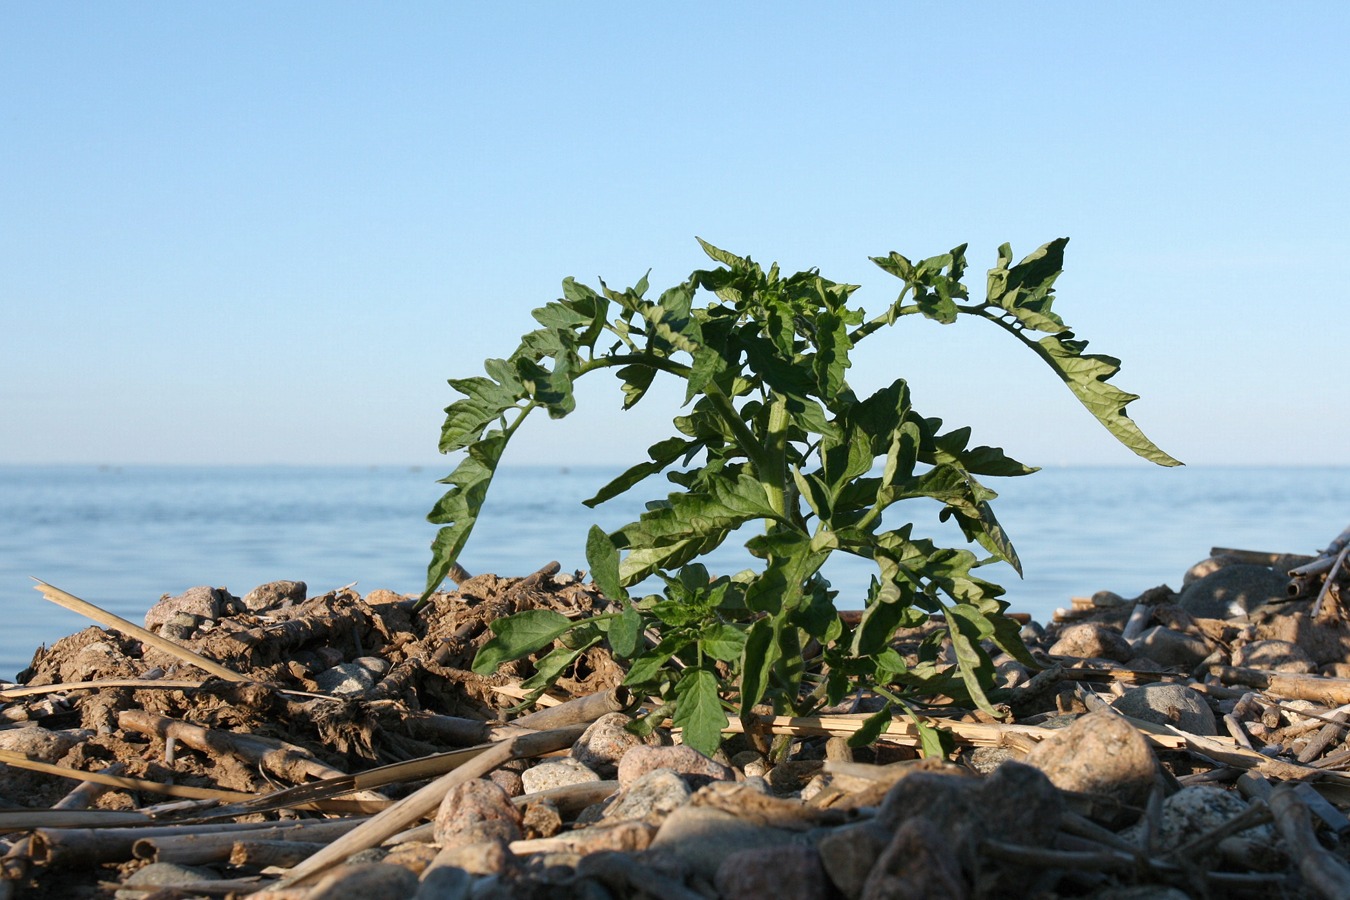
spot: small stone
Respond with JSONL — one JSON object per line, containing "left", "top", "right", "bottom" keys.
{"left": 240, "top": 580, "right": 307, "bottom": 612}
{"left": 415, "top": 864, "right": 473, "bottom": 900}
{"left": 487, "top": 768, "right": 523, "bottom": 797}
{"left": 304, "top": 863, "right": 420, "bottom": 900}
{"left": 1023, "top": 709, "right": 1159, "bottom": 817}
{"left": 861, "top": 818, "right": 967, "bottom": 900}
{"left": 766, "top": 759, "right": 823, "bottom": 795}
{"left": 731, "top": 750, "right": 769, "bottom": 778}
{"left": 1122, "top": 786, "right": 1276, "bottom": 864}
{"left": 617, "top": 744, "right": 734, "bottom": 787}
{"left": 649, "top": 804, "right": 802, "bottom": 879}
{"left": 818, "top": 821, "right": 891, "bottom": 899}
{"left": 521, "top": 798, "right": 563, "bottom": 838}
{"left": 715, "top": 844, "right": 830, "bottom": 900}
{"left": 1231, "top": 639, "right": 1315, "bottom": 674}
{"left": 115, "top": 862, "right": 218, "bottom": 900}
{"left": 0, "top": 726, "right": 91, "bottom": 762}
{"left": 315, "top": 662, "right": 378, "bottom": 697}
{"left": 434, "top": 778, "right": 523, "bottom": 847}
{"left": 144, "top": 586, "right": 231, "bottom": 631}
{"left": 1112, "top": 683, "right": 1217, "bottom": 736}
{"left": 1131, "top": 625, "right": 1212, "bottom": 668}
{"left": 1178, "top": 564, "right": 1287, "bottom": 618}
{"left": 572, "top": 713, "right": 649, "bottom": 777}
{"left": 352, "top": 655, "right": 390, "bottom": 676}
{"left": 1093, "top": 888, "right": 1191, "bottom": 900}
{"left": 520, "top": 757, "right": 603, "bottom": 794}
{"left": 1048, "top": 623, "right": 1132, "bottom": 662}
{"left": 968, "top": 746, "right": 1015, "bottom": 774}
{"left": 600, "top": 767, "right": 692, "bottom": 824}
{"left": 1092, "top": 590, "right": 1129, "bottom": 607}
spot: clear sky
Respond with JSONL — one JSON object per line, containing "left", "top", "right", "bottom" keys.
{"left": 3, "top": 3, "right": 1347, "bottom": 469}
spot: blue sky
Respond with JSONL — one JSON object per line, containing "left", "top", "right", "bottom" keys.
{"left": 3, "top": 3, "right": 1347, "bottom": 468}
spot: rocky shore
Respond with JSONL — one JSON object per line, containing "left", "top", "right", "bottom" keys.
{"left": 2, "top": 538, "right": 1350, "bottom": 899}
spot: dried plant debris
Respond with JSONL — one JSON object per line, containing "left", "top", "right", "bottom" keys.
{"left": 2, "top": 534, "right": 1350, "bottom": 897}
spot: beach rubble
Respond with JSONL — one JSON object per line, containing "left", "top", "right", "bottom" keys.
{"left": 2, "top": 529, "right": 1350, "bottom": 897}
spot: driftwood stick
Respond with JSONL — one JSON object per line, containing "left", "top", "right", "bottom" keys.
{"left": 0, "top": 749, "right": 252, "bottom": 803}
{"left": 1212, "top": 666, "right": 1350, "bottom": 706}
{"left": 29, "top": 580, "right": 248, "bottom": 683}
{"left": 229, "top": 839, "right": 323, "bottom": 869}
{"left": 29, "top": 819, "right": 353, "bottom": 867}
{"left": 269, "top": 724, "right": 589, "bottom": 890}
{"left": 51, "top": 762, "right": 126, "bottom": 811}
{"left": 134, "top": 817, "right": 368, "bottom": 865}
{"left": 118, "top": 710, "right": 351, "bottom": 785}
{"left": 503, "top": 686, "right": 632, "bottom": 732}
{"left": 1269, "top": 783, "right": 1350, "bottom": 899}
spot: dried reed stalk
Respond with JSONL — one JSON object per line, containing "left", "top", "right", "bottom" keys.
{"left": 29, "top": 580, "right": 247, "bottom": 682}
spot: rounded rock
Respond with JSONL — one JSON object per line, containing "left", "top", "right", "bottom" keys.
{"left": 240, "top": 580, "right": 307, "bottom": 612}
{"left": 617, "top": 744, "right": 734, "bottom": 787}
{"left": 1231, "top": 639, "right": 1315, "bottom": 674}
{"left": 1048, "top": 623, "right": 1133, "bottom": 662}
{"left": 571, "top": 712, "right": 649, "bottom": 777}
{"left": 1178, "top": 564, "right": 1287, "bottom": 618}
{"left": 1111, "top": 683, "right": 1217, "bottom": 735}
{"left": 434, "top": 778, "right": 524, "bottom": 847}
{"left": 520, "top": 757, "right": 602, "bottom": 794}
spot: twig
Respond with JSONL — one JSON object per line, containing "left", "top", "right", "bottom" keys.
{"left": 30, "top": 580, "right": 248, "bottom": 682}
{"left": 1269, "top": 782, "right": 1350, "bottom": 900}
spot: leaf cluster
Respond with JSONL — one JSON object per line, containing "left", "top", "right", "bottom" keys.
{"left": 427, "top": 238, "right": 1178, "bottom": 755}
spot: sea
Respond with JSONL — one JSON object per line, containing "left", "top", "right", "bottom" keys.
{"left": 2, "top": 464, "right": 1347, "bottom": 682}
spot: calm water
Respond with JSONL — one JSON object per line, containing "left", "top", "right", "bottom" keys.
{"left": 1, "top": 465, "right": 1347, "bottom": 681}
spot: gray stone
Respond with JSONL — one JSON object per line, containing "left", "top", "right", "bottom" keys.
{"left": 818, "top": 821, "right": 892, "bottom": 899}
{"left": 862, "top": 818, "right": 967, "bottom": 900}
{"left": 600, "top": 767, "right": 692, "bottom": 824}
{"left": 715, "top": 844, "right": 830, "bottom": 900}
{"left": 144, "top": 586, "right": 231, "bottom": 631}
{"left": 240, "top": 579, "right": 307, "bottom": 612}
{"left": 617, "top": 744, "right": 734, "bottom": 787}
{"left": 1178, "top": 564, "right": 1287, "bottom": 618}
{"left": 520, "top": 757, "right": 603, "bottom": 794}
{"left": 1231, "top": 639, "right": 1315, "bottom": 674}
{"left": 416, "top": 865, "right": 473, "bottom": 900}
{"left": 1121, "top": 785, "right": 1277, "bottom": 866}
{"left": 649, "top": 804, "right": 803, "bottom": 879}
{"left": 1048, "top": 623, "right": 1132, "bottom": 662}
{"left": 304, "top": 862, "right": 421, "bottom": 900}
{"left": 315, "top": 662, "right": 378, "bottom": 696}
{"left": 1131, "top": 625, "right": 1212, "bottom": 668}
{"left": 1091, "top": 888, "right": 1191, "bottom": 900}
{"left": 115, "top": 863, "right": 218, "bottom": 900}
{"left": 1111, "top": 683, "right": 1217, "bottom": 735}
{"left": 0, "top": 726, "right": 92, "bottom": 762}
{"left": 434, "top": 778, "right": 523, "bottom": 847}
{"left": 572, "top": 712, "right": 649, "bottom": 777}
{"left": 1023, "top": 709, "right": 1159, "bottom": 818}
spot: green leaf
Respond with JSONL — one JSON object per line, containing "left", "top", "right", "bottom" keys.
{"left": 847, "top": 702, "right": 893, "bottom": 748}
{"left": 700, "top": 623, "right": 748, "bottom": 662}
{"left": 585, "top": 525, "right": 627, "bottom": 602}
{"left": 941, "top": 603, "right": 1000, "bottom": 717}
{"left": 673, "top": 667, "right": 726, "bottom": 756}
{"left": 471, "top": 609, "right": 576, "bottom": 675}
{"left": 584, "top": 437, "right": 695, "bottom": 508}
{"left": 739, "top": 616, "right": 780, "bottom": 712}
{"left": 423, "top": 429, "right": 512, "bottom": 598}
{"left": 608, "top": 604, "right": 644, "bottom": 659}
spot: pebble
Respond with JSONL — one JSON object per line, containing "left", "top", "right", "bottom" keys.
{"left": 315, "top": 662, "right": 378, "bottom": 697}
{"left": 115, "top": 863, "right": 217, "bottom": 900}
{"left": 714, "top": 844, "right": 830, "bottom": 900}
{"left": 434, "top": 778, "right": 524, "bottom": 846}
{"left": 599, "top": 767, "right": 692, "bottom": 824}
{"left": 1130, "top": 625, "right": 1212, "bottom": 668}
{"left": 1177, "top": 564, "right": 1287, "bottom": 618}
{"left": 1231, "top": 638, "right": 1315, "bottom": 674}
{"left": 143, "top": 586, "right": 232, "bottom": 631}
{"left": 616, "top": 744, "right": 735, "bottom": 787}
{"left": 521, "top": 757, "right": 603, "bottom": 794}
{"left": 648, "top": 804, "right": 803, "bottom": 879}
{"left": 1111, "top": 683, "right": 1217, "bottom": 736}
{"left": 304, "top": 862, "right": 420, "bottom": 900}
{"left": 571, "top": 713, "right": 650, "bottom": 777}
{"left": 240, "top": 579, "right": 307, "bottom": 612}
{"left": 1048, "top": 622, "right": 1133, "bottom": 662}
{"left": 1023, "top": 708, "right": 1159, "bottom": 813}
{"left": 861, "top": 818, "right": 967, "bottom": 900}
{"left": 817, "top": 821, "right": 891, "bottom": 899}
{"left": 0, "top": 726, "right": 91, "bottom": 762}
